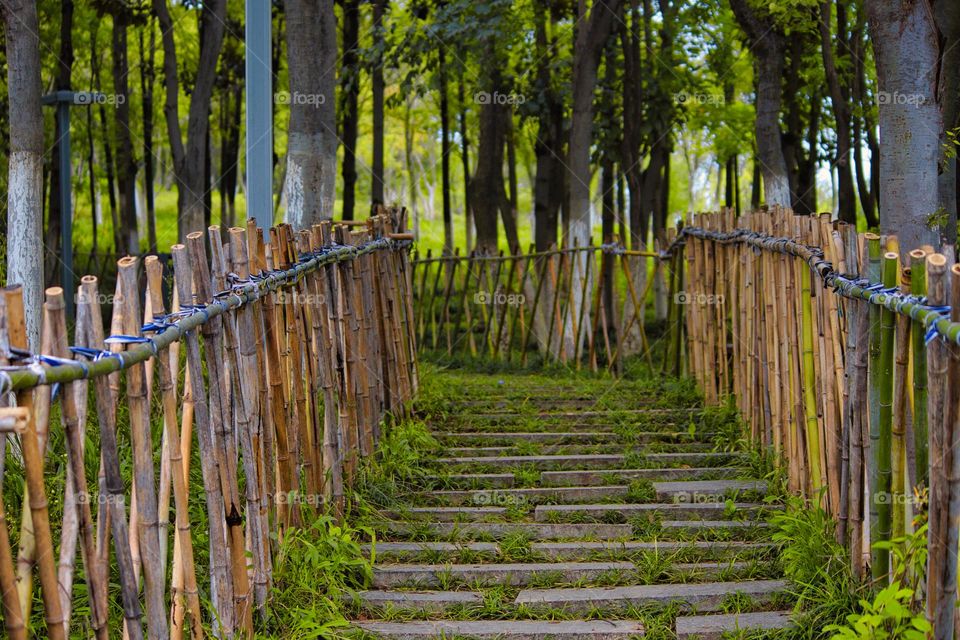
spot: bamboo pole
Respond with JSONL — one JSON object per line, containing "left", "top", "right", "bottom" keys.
{"left": 891, "top": 259, "right": 910, "bottom": 546}
{"left": 171, "top": 245, "right": 235, "bottom": 636}
{"left": 910, "top": 249, "right": 929, "bottom": 485}
{"left": 937, "top": 263, "right": 960, "bottom": 639}
{"left": 0, "top": 293, "right": 26, "bottom": 640}
{"left": 872, "top": 251, "right": 898, "bottom": 582}
{"left": 926, "top": 253, "right": 949, "bottom": 631}
{"left": 144, "top": 257, "right": 203, "bottom": 639}
{"left": 50, "top": 286, "right": 109, "bottom": 638}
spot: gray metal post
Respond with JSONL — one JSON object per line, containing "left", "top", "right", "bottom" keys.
{"left": 246, "top": 0, "right": 273, "bottom": 232}
{"left": 57, "top": 101, "right": 73, "bottom": 320}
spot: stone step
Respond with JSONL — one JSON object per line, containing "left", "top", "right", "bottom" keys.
{"left": 660, "top": 521, "right": 771, "bottom": 535}
{"left": 425, "top": 473, "right": 517, "bottom": 489}
{"left": 371, "top": 560, "right": 755, "bottom": 588}
{"left": 531, "top": 541, "right": 776, "bottom": 560}
{"left": 353, "top": 589, "right": 482, "bottom": 613}
{"left": 371, "top": 561, "right": 635, "bottom": 588}
{"left": 445, "top": 444, "right": 713, "bottom": 458}
{"left": 435, "top": 431, "right": 622, "bottom": 444}
{"left": 438, "top": 420, "right": 672, "bottom": 433}
{"left": 539, "top": 468, "right": 740, "bottom": 486}
{"left": 535, "top": 502, "right": 769, "bottom": 522}
{"left": 421, "top": 485, "right": 630, "bottom": 506}
{"left": 388, "top": 507, "right": 509, "bottom": 522}
{"left": 513, "top": 579, "right": 788, "bottom": 613}
{"left": 382, "top": 521, "right": 634, "bottom": 541}
{"left": 363, "top": 542, "right": 500, "bottom": 557}
{"left": 652, "top": 480, "right": 767, "bottom": 502}
{"left": 436, "top": 453, "right": 742, "bottom": 471}
{"left": 353, "top": 619, "right": 646, "bottom": 640}
{"left": 437, "top": 454, "right": 627, "bottom": 470}
{"left": 675, "top": 611, "right": 793, "bottom": 640}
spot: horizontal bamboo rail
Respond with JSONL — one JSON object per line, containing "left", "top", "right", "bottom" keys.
{"left": 410, "top": 241, "right": 676, "bottom": 371}
{"left": 678, "top": 207, "right": 960, "bottom": 640}
{"left": 0, "top": 207, "right": 417, "bottom": 638}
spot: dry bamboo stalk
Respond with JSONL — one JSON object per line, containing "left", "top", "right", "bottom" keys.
{"left": 117, "top": 258, "right": 170, "bottom": 639}
{"left": 171, "top": 244, "right": 236, "bottom": 636}
{"left": 847, "top": 234, "right": 869, "bottom": 577}
{"left": 13, "top": 282, "right": 53, "bottom": 620}
{"left": 249, "top": 223, "right": 275, "bottom": 527}
{"left": 185, "top": 232, "right": 252, "bottom": 636}
{"left": 261, "top": 232, "right": 294, "bottom": 530}
{"left": 48, "top": 286, "right": 108, "bottom": 638}
{"left": 226, "top": 228, "right": 271, "bottom": 615}
{"left": 332, "top": 225, "right": 361, "bottom": 480}
{"left": 0, "top": 291, "right": 26, "bottom": 640}
{"left": 144, "top": 256, "right": 204, "bottom": 639}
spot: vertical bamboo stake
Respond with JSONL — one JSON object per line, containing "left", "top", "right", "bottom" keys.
{"left": 937, "top": 263, "right": 960, "bottom": 639}
{"left": 144, "top": 257, "right": 203, "bottom": 639}
{"left": 872, "top": 252, "right": 898, "bottom": 582}
{"left": 890, "top": 259, "right": 910, "bottom": 545}
{"left": 78, "top": 277, "right": 144, "bottom": 639}
{"left": 0, "top": 293, "right": 26, "bottom": 640}
{"left": 926, "top": 253, "right": 949, "bottom": 631}
{"left": 865, "top": 233, "right": 882, "bottom": 567}
{"left": 800, "top": 257, "right": 823, "bottom": 501}
{"left": 49, "top": 287, "right": 109, "bottom": 638}
{"left": 909, "top": 249, "right": 929, "bottom": 484}
{"left": 117, "top": 258, "right": 170, "bottom": 638}
{"left": 846, "top": 234, "right": 869, "bottom": 577}
{"left": 188, "top": 231, "right": 253, "bottom": 636}
{"left": 171, "top": 244, "right": 236, "bottom": 636}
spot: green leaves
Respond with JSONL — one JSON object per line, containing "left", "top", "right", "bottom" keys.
{"left": 825, "top": 583, "right": 931, "bottom": 640}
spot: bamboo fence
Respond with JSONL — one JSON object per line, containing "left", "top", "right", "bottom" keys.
{"left": 677, "top": 206, "right": 960, "bottom": 640}
{"left": 0, "top": 207, "right": 417, "bottom": 638}
{"left": 410, "top": 240, "right": 679, "bottom": 372}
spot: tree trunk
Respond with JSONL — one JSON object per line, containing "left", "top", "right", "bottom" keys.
{"left": 936, "top": 1, "right": 960, "bottom": 244}
{"left": 472, "top": 96, "right": 505, "bottom": 253}
{"left": 2, "top": 0, "right": 45, "bottom": 349}
{"left": 568, "top": 0, "right": 622, "bottom": 248}
{"left": 458, "top": 75, "right": 473, "bottom": 250}
{"left": 154, "top": 0, "right": 227, "bottom": 240}
{"left": 112, "top": 10, "right": 139, "bottom": 254}
{"left": 439, "top": 47, "right": 453, "bottom": 252}
{"left": 820, "top": 1, "right": 856, "bottom": 223}
{"left": 533, "top": 0, "right": 563, "bottom": 252}
{"left": 340, "top": 0, "right": 359, "bottom": 221}
{"left": 371, "top": 0, "right": 386, "bottom": 206}
{"left": 283, "top": 0, "right": 336, "bottom": 229}
{"left": 91, "top": 29, "right": 120, "bottom": 252}
{"left": 866, "top": 0, "right": 941, "bottom": 253}
{"left": 140, "top": 19, "right": 157, "bottom": 252}
{"left": 730, "top": 0, "right": 791, "bottom": 207}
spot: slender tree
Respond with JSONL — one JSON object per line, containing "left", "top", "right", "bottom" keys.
{"left": 729, "top": 0, "right": 791, "bottom": 207}
{"left": 340, "top": 0, "right": 360, "bottom": 221}
{"left": 153, "top": 0, "right": 227, "bottom": 241}
{"left": 371, "top": 0, "right": 387, "bottom": 206}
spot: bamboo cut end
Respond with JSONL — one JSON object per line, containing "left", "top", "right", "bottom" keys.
{"left": 927, "top": 253, "right": 948, "bottom": 269}
{"left": 117, "top": 256, "right": 137, "bottom": 269}
{"left": 44, "top": 288, "right": 64, "bottom": 310}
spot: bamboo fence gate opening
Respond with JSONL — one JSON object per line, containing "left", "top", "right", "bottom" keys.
{"left": 411, "top": 240, "right": 682, "bottom": 373}
{"left": 0, "top": 208, "right": 417, "bottom": 638}
{"left": 678, "top": 206, "right": 960, "bottom": 640}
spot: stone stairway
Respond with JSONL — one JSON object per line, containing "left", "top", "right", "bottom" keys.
{"left": 350, "top": 372, "right": 793, "bottom": 639}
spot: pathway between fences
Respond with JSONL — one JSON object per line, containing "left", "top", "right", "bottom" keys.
{"left": 350, "top": 370, "right": 788, "bottom": 639}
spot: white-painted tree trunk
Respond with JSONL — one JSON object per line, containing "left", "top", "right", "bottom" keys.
{"left": 6, "top": 151, "right": 44, "bottom": 349}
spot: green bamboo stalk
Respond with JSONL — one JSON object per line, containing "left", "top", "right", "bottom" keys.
{"left": 864, "top": 233, "right": 882, "bottom": 576}
{"left": 872, "top": 251, "right": 898, "bottom": 582}
{"left": 909, "top": 249, "right": 928, "bottom": 484}
{"left": 800, "top": 264, "right": 823, "bottom": 499}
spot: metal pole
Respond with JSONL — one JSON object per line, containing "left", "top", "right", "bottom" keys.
{"left": 245, "top": 0, "right": 273, "bottom": 232}
{"left": 57, "top": 101, "right": 74, "bottom": 320}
